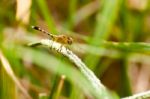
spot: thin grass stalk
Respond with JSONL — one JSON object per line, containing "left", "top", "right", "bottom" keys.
{"left": 54, "top": 75, "right": 66, "bottom": 99}
{"left": 36, "top": 0, "right": 57, "bottom": 34}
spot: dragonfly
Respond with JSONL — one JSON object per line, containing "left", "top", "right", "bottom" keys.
{"left": 32, "top": 26, "right": 73, "bottom": 45}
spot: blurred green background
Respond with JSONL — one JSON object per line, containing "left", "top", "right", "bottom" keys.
{"left": 0, "top": 0, "right": 150, "bottom": 99}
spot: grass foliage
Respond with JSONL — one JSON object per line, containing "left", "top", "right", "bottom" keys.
{"left": 0, "top": 0, "right": 150, "bottom": 99}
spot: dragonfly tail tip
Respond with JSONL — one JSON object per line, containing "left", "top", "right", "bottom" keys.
{"left": 31, "top": 26, "right": 39, "bottom": 30}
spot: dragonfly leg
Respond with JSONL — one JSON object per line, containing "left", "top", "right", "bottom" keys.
{"left": 56, "top": 44, "right": 63, "bottom": 53}
{"left": 49, "top": 41, "right": 54, "bottom": 50}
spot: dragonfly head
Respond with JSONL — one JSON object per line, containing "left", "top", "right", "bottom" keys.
{"left": 67, "top": 37, "right": 73, "bottom": 45}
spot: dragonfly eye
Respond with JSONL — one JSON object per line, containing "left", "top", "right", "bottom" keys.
{"left": 67, "top": 37, "right": 73, "bottom": 45}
